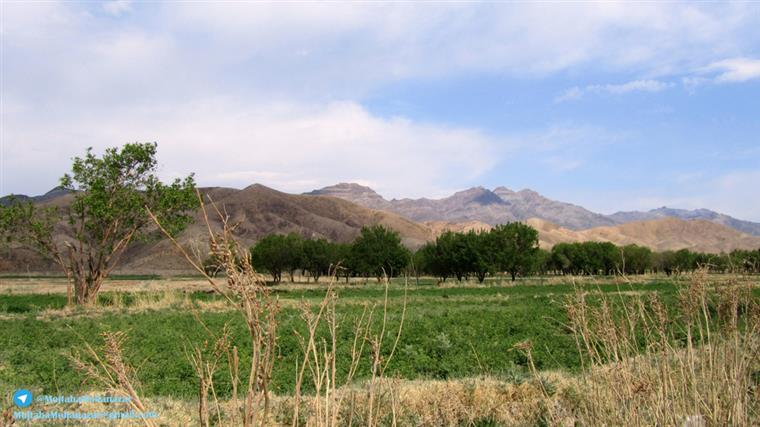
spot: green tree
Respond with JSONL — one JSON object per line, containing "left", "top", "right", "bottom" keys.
{"left": 250, "top": 233, "right": 303, "bottom": 283}
{"left": 673, "top": 249, "right": 697, "bottom": 273}
{"left": 301, "top": 238, "right": 333, "bottom": 283}
{"left": 490, "top": 222, "right": 540, "bottom": 281}
{"left": 348, "top": 225, "right": 410, "bottom": 281}
{"left": 467, "top": 230, "right": 497, "bottom": 283}
{"left": 333, "top": 243, "right": 353, "bottom": 283}
{"left": 0, "top": 143, "right": 197, "bottom": 305}
{"left": 620, "top": 244, "right": 653, "bottom": 275}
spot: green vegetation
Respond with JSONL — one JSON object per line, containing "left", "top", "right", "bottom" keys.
{"left": 249, "top": 225, "right": 408, "bottom": 283}
{"left": 0, "top": 279, "right": 683, "bottom": 399}
{"left": 249, "top": 223, "right": 760, "bottom": 289}
{"left": 549, "top": 242, "right": 760, "bottom": 276}
{"left": 0, "top": 143, "right": 197, "bottom": 305}
{"left": 415, "top": 224, "right": 539, "bottom": 283}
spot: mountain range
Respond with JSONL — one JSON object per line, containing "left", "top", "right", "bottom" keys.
{"left": 307, "top": 183, "right": 760, "bottom": 236}
{"left": 0, "top": 184, "right": 430, "bottom": 274}
{"left": 2, "top": 182, "right": 759, "bottom": 274}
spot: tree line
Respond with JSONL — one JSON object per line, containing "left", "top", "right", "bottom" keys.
{"left": 216, "top": 225, "right": 410, "bottom": 283}
{"left": 241, "top": 224, "right": 760, "bottom": 284}
{"left": 547, "top": 242, "right": 760, "bottom": 276}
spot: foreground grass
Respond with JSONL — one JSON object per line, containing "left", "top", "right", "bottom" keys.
{"left": 0, "top": 279, "right": 683, "bottom": 400}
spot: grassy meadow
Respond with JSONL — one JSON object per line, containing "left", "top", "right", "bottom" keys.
{"left": 0, "top": 274, "right": 757, "bottom": 426}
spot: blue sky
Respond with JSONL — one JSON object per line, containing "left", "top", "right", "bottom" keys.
{"left": 2, "top": 1, "right": 759, "bottom": 220}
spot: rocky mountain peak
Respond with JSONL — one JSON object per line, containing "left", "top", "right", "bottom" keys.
{"left": 448, "top": 187, "right": 504, "bottom": 205}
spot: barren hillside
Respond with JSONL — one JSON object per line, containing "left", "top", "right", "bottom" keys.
{"left": 1, "top": 184, "right": 432, "bottom": 274}
{"left": 528, "top": 217, "right": 760, "bottom": 253}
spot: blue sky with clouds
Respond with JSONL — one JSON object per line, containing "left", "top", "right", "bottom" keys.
{"left": 2, "top": 1, "right": 759, "bottom": 220}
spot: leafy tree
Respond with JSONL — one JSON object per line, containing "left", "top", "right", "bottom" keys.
{"left": 431, "top": 231, "right": 459, "bottom": 281}
{"left": 550, "top": 243, "right": 575, "bottom": 275}
{"left": 491, "top": 222, "right": 540, "bottom": 281}
{"left": 0, "top": 143, "right": 197, "bottom": 305}
{"left": 653, "top": 250, "right": 677, "bottom": 276}
{"left": 534, "top": 248, "right": 551, "bottom": 276}
{"left": 414, "top": 242, "right": 446, "bottom": 282}
{"left": 620, "top": 244, "right": 652, "bottom": 275}
{"left": 301, "top": 238, "right": 334, "bottom": 282}
{"left": 333, "top": 243, "right": 353, "bottom": 283}
{"left": 250, "top": 233, "right": 303, "bottom": 283}
{"left": 466, "top": 230, "right": 497, "bottom": 283}
{"left": 673, "top": 249, "right": 697, "bottom": 273}
{"left": 348, "top": 225, "right": 410, "bottom": 281}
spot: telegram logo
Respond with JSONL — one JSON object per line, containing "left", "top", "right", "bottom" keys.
{"left": 13, "top": 389, "right": 33, "bottom": 408}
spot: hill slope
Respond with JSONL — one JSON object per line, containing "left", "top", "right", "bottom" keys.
{"left": 609, "top": 207, "right": 760, "bottom": 236}
{"left": 307, "top": 183, "right": 612, "bottom": 229}
{"left": 3, "top": 184, "right": 758, "bottom": 273}
{"left": 1, "top": 184, "right": 432, "bottom": 274}
{"left": 528, "top": 217, "right": 760, "bottom": 253}
{"left": 308, "top": 183, "right": 760, "bottom": 236}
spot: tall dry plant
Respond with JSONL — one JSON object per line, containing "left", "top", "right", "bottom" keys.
{"left": 69, "top": 331, "right": 157, "bottom": 427}
{"left": 149, "top": 192, "right": 407, "bottom": 427}
{"left": 289, "top": 267, "right": 407, "bottom": 427}
{"left": 148, "top": 193, "right": 280, "bottom": 426}
{"left": 1, "top": 393, "right": 14, "bottom": 427}
{"left": 563, "top": 269, "right": 759, "bottom": 426}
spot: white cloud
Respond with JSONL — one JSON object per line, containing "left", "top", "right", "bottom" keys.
{"left": 103, "top": 0, "right": 132, "bottom": 16}
{"left": 2, "top": 100, "right": 499, "bottom": 199}
{"left": 2, "top": 1, "right": 760, "bottom": 205}
{"left": 554, "top": 87, "right": 583, "bottom": 103}
{"left": 555, "top": 80, "right": 673, "bottom": 102}
{"left": 158, "top": 2, "right": 759, "bottom": 86}
{"left": 703, "top": 57, "right": 760, "bottom": 83}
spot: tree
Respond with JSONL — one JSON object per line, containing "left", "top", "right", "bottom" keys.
{"left": 0, "top": 143, "right": 197, "bottom": 305}
{"left": 466, "top": 230, "right": 497, "bottom": 283}
{"left": 490, "top": 222, "right": 539, "bottom": 281}
{"left": 620, "top": 244, "right": 652, "bottom": 275}
{"left": 250, "top": 233, "right": 303, "bottom": 283}
{"left": 301, "top": 238, "right": 333, "bottom": 283}
{"left": 348, "top": 225, "right": 410, "bottom": 281}
{"left": 333, "top": 243, "right": 353, "bottom": 283}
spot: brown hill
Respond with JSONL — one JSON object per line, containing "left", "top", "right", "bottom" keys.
{"left": 307, "top": 183, "right": 760, "bottom": 236}
{"left": 1, "top": 184, "right": 432, "bottom": 274}
{"left": 3, "top": 184, "right": 758, "bottom": 274}
{"left": 528, "top": 217, "right": 760, "bottom": 253}
{"left": 307, "top": 183, "right": 616, "bottom": 229}
{"left": 426, "top": 220, "right": 493, "bottom": 237}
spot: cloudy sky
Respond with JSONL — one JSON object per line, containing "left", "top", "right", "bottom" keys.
{"left": 2, "top": 2, "right": 759, "bottom": 220}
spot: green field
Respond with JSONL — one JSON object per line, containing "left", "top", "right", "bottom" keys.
{"left": 0, "top": 278, "right": 686, "bottom": 399}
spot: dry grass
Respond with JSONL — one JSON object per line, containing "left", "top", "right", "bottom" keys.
{"left": 0, "top": 375, "right": 578, "bottom": 427}
{"left": 68, "top": 332, "right": 157, "bottom": 427}
{"left": 559, "top": 269, "right": 760, "bottom": 426}
{"left": 0, "top": 394, "right": 13, "bottom": 427}
{"left": 145, "top": 192, "right": 409, "bottom": 427}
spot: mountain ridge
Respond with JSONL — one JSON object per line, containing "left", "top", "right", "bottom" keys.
{"left": 3, "top": 183, "right": 759, "bottom": 274}
{"left": 307, "top": 183, "right": 760, "bottom": 236}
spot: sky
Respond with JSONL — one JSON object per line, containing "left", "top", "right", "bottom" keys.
{"left": 1, "top": 1, "right": 759, "bottom": 220}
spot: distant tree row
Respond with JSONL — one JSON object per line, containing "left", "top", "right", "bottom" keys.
{"left": 223, "top": 224, "right": 760, "bottom": 284}
{"left": 414, "top": 223, "right": 540, "bottom": 283}
{"left": 237, "top": 225, "right": 410, "bottom": 283}
{"left": 546, "top": 242, "right": 760, "bottom": 276}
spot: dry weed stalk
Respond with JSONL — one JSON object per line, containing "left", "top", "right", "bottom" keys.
{"left": 68, "top": 331, "right": 156, "bottom": 427}
{"left": 149, "top": 192, "right": 280, "bottom": 426}
{"left": 563, "top": 269, "right": 760, "bottom": 426}
{"left": 1, "top": 394, "right": 14, "bottom": 427}
{"left": 290, "top": 266, "right": 407, "bottom": 427}
{"left": 149, "top": 191, "right": 407, "bottom": 426}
